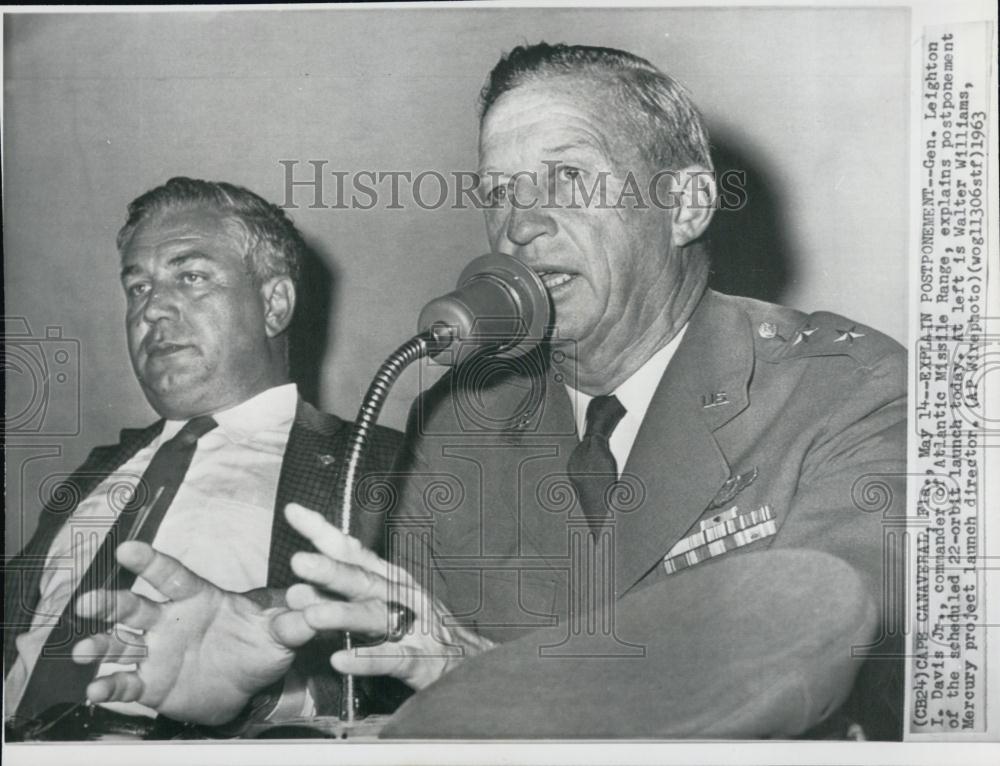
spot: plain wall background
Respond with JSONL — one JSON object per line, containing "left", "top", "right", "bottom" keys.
{"left": 3, "top": 7, "right": 909, "bottom": 556}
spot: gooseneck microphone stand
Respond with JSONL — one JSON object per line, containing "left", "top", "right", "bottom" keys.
{"left": 336, "top": 327, "right": 451, "bottom": 722}
{"left": 335, "top": 253, "right": 551, "bottom": 723}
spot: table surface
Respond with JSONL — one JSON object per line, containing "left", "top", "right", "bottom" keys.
{"left": 244, "top": 714, "right": 392, "bottom": 741}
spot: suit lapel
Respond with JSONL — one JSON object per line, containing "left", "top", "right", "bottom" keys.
{"left": 614, "top": 290, "right": 755, "bottom": 594}
{"left": 34, "top": 423, "right": 165, "bottom": 544}
{"left": 266, "top": 399, "right": 346, "bottom": 588}
{"left": 4, "top": 421, "right": 163, "bottom": 675}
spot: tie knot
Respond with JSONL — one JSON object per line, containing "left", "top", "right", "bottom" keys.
{"left": 584, "top": 395, "right": 626, "bottom": 440}
{"left": 173, "top": 415, "right": 219, "bottom": 446}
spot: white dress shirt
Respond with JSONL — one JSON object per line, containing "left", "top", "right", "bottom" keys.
{"left": 565, "top": 325, "right": 688, "bottom": 474}
{"left": 5, "top": 384, "right": 298, "bottom": 718}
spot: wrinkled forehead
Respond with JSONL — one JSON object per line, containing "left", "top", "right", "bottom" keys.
{"left": 119, "top": 207, "right": 248, "bottom": 263}
{"left": 478, "top": 75, "right": 647, "bottom": 168}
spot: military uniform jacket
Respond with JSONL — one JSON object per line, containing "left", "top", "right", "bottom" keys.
{"left": 389, "top": 289, "right": 907, "bottom": 648}
{"left": 4, "top": 398, "right": 403, "bottom": 718}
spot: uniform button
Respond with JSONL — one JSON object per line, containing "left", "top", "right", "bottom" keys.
{"left": 757, "top": 321, "right": 778, "bottom": 339}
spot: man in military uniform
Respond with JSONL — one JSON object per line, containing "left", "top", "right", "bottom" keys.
{"left": 73, "top": 44, "right": 906, "bottom": 739}
{"left": 279, "top": 42, "right": 907, "bottom": 738}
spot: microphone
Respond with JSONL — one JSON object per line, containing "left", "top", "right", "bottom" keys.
{"left": 417, "top": 253, "right": 551, "bottom": 365}
{"left": 336, "top": 253, "right": 548, "bottom": 721}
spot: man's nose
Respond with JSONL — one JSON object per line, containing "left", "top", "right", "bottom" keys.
{"left": 502, "top": 184, "right": 557, "bottom": 249}
{"left": 141, "top": 284, "right": 181, "bottom": 323}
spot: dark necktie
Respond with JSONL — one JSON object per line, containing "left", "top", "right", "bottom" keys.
{"left": 567, "top": 395, "right": 626, "bottom": 533}
{"left": 16, "top": 415, "right": 218, "bottom": 720}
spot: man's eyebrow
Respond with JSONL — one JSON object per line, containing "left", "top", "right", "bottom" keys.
{"left": 476, "top": 168, "right": 506, "bottom": 185}
{"left": 477, "top": 142, "right": 606, "bottom": 176}
{"left": 544, "top": 141, "right": 600, "bottom": 155}
{"left": 120, "top": 251, "right": 219, "bottom": 281}
{"left": 165, "top": 251, "right": 218, "bottom": 269}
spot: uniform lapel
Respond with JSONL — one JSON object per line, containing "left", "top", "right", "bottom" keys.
{"left": 514, "top": 377, "right": 583, "bottom": 569}
{"left": 266, "top": 398, "right": 346, "bottom": 588}
{"left": 613, "top": 290, "right": 754, "bottom": 595}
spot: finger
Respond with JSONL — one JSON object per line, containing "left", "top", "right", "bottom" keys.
{"left": 330, "top": 643, "right": 416, "bottom": 679}
{"left": 290, "top": 552, "right": 390, "bottom": 602}
{"left": 85, "top": 671, "right": 145, "bottom": 705}
{"left": 300, "top": 598, "right": 393, "bottom": 636}
{"left": 285, "top": 503, "right": 417, "bottom": 587}
{"left": 72, "top": 630, "right": 147, "bottom": 665}
{"left": 75, "top": 589, "right": 162, "bottom": 631}
{"left": 269, "top": 610, "right": 317, "bottom": 649}
{"left": 285, "top": 583, "right": 324, "bottom": 610}
{"left": 115, "top": 541, "right": 207, "bottom": 600}
{"left": 284, "top": 504, "right": 396, "bottom": 577}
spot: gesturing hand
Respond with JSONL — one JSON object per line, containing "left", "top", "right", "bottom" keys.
{"left": 72, "top": 541, "right": 314, "bottom": 726}
{"left": 271, "top": 503, "right": 495, "bottom": 690}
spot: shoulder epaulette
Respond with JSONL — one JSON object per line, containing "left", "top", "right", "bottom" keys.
{"left": 751, "top": 308, "right": 903, "bottom": 366}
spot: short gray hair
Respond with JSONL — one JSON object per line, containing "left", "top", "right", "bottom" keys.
{"left": 117, "top": 176, "right": 305, "bottom": 286}
{"left": 479, "top": 42, "right": 713, "bottom": 172}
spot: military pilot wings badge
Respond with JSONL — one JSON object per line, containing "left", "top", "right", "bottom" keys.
{"left": 708, "top": 466, "right": 759, "bottom": 510}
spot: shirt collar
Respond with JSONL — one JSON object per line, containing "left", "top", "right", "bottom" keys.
{"left": 565, "top": 324, "right": 689, "bottom": 438}
{"left": 160, "top": 383, "right": 298, "bottom": 444}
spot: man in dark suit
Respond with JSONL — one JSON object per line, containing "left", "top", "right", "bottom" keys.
{"left": 3, "top": 177, "right": 402, "bottom": 737}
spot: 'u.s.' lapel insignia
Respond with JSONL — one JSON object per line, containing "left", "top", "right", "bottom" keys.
{"left": 701, "top": 391, "right": 729, "bottom": 408}
{"left": 708, "top": 466, "right": 759, "bottom": 509}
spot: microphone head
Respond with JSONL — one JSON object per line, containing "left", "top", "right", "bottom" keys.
{"left": 418, "top": 254, "right": 551, "bottom": 365}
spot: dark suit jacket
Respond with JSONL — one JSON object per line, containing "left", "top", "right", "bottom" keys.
{"left": 4, "top": 397, "right": 404, "bottom": 720}
{"left": 388, "top": 289, "right": 907, "bottom": 737}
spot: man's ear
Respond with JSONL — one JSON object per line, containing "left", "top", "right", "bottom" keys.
{"left": 261, "top": 276, "right": 296, "bottom": 338}
{"left": 670, "top": 165, "right": 717, "bottom": 248}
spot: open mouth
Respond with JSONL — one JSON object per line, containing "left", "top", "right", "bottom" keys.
{"left": 536, "top": 271, "right": 576, "bottom": 291}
